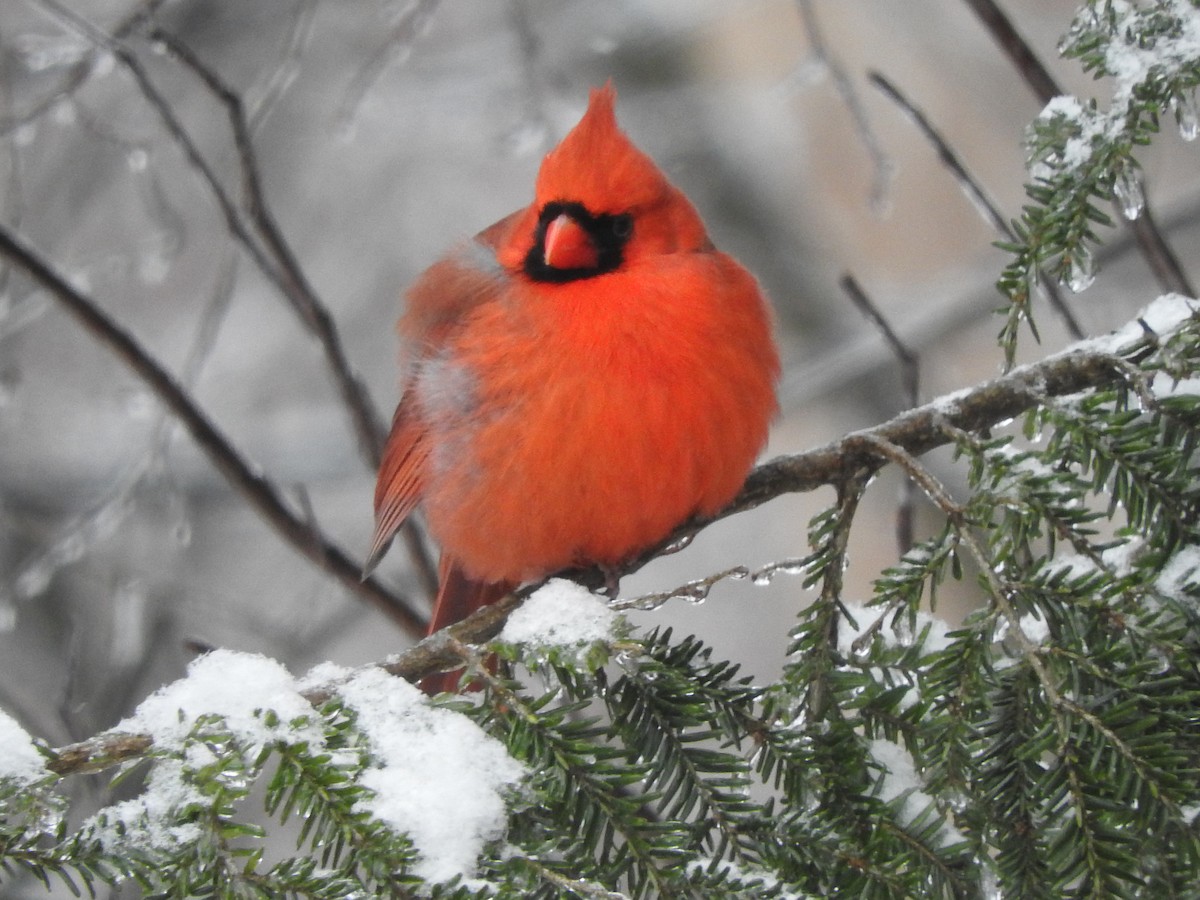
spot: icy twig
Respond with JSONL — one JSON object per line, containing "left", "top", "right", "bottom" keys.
{"left": 145, "top": 27, "right": 438, "bottom": 595}
{"left": 867, "top": 71, "right": 1085, "bottom": 340}
{"left": 335, "top": 0, "right": 440, "bottom": 131}
{"left": 794, "top": 0, "right": 894, "bottom": 212}
{"left": 0, "top": 224, "right": 427, "bottom": 638}
{"left": 0, "top": 0, "right": 169, "bottom": 135}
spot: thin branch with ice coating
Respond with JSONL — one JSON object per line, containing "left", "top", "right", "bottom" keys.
{"left": 0, "top": 224, "right": 428, "bottom": 638}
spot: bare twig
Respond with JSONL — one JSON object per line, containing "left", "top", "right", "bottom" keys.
{"left": 839, "top": 273, "right": 919, "bottom": 553}
{"left": 144, "top": 29, "right": 386, "bottom": 464}
{"left": 334, "top": 0, "right": 441, "bottom": 131}
{"left": 867, "top": 71, "right": 1085, "bottom": 340}
{"left": 0, "top": 224, "right": 427, "bottom": 638}
{"left": 794, "top": 0, "right": 895, "bottom": 212}
{"left": 960, "top": 0, "right": 1195, "bottom": 298}
{"left": 21, "top": 2, "right": 438, "bottom": 596}
{"left": 148, "top": 27, "right": 438, "bottom": 597}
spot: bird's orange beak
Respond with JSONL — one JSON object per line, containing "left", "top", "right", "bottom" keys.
{"left": 543, "top": 213, "right": 598, "bottom": 270}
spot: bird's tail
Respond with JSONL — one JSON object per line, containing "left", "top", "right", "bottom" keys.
{"left": 420, "top": 557, "right": 513, "bottom": 695}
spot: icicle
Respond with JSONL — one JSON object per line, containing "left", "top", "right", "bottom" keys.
{"left": 1065, "top": 247, "right": 1096, "bottom": 293}
{"left": 1114, "top": 164, "right": 1144, "bottom": 220}
{"left": 661, "top": 533, "right": 694, "bottom": 555}
{"left": 752, "top": 559, "right": 808, "bottom": 585}
{"left": 1176, "top": 91, "right": 1199, "bottom": 141}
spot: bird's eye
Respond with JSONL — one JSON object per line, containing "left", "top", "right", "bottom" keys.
{"left": 610, "top": 215, "right": 633, "bottom": 239}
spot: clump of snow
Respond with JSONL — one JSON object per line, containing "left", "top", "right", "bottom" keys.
{"left": 0, "top": 709, "right": 46, "bottom": 785}
{"left": 1035, "top": 1, "right": 1200, "bottom": 182}
{"left": 337, "top": 666, "right": 526, "bottom": 884}
{"left": 118, "top": 649, "right": 323, "bottom": 754}
{"left": 1034, "top": 95, "right": 1107, "bottom": 174}
{"left": 1102, "top": 536, "right": 1144, "bottom": 577}
{"left": 1077, "top": 293, "right": 1198, "bottom": 356}
{"left": 837, "top": 600, "right": 953, "bottom": 657}
{"left": 1156, "top": 545, "right": 1200, "bottom": 606}
{"left": 1152, "top": 371, "right": 1200, "bottom": 399}
{"left": 500, "top": 578, "right": 618, "bottom": 648}
{"left": 1041, "top": 552, "right": 1101, "bottom": 582}
{"left": 1018, "top": 612, "right": 1051, "bottom": 646}
{"left": 1102, "top": 0, "right": 1200, "bottom": 108}
{"left": 868, "top": 737, "right": 964, "bottom": 848}
{"left": 84, "top": 650, "right": 325, "bottom": 855}
{"left": 86, "top": 760, "right": 205, "bottom": 853}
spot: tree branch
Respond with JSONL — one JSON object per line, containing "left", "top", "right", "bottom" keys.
{"left": 0, "top": 224, "right": 428, "bottom": 638}
{"left": 38, "top": 325, "right": 1152, "bottom": 778}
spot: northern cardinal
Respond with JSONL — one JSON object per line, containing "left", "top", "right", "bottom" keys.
{"left": 368, "top": 85, "right": 779, "bottom": 692}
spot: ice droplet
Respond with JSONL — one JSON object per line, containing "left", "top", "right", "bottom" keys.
{"left": 661, "top": 534, "right": 694, "bottom": 555}
{"left": 92, "top": 51, "right": 116, "bottom": 78}
{"left": 589, "top": 35, "right": 618, "bottom": 55}
{"left": 111, "top": 581, "right": 148, "bottom": 665}
{"left": 1176, "top": 92, "right": 1199, "bottom": 141}
{"left": 1114, "top": 165, "right": 1144, "bottom": 220}
{"left": 13, "top": 122, "right": 38, "bottom": 147}
{"left": 504, "top": 120, "right": 548, "bottom": 158}
{"left": 121, "top": 387, "right": 155, "bottom": 420}
{"left": 137, "top": 250, "right": 171, "bottom": 285}
{"left": 52, "top": 99, "right": 76, "bottom": 126}
{"left": 15, "top": 563, "right": 52, "bottom": 600}
{"left": 1065, "top": 248, "right": 1095, "bottom": 293}
{"left": 126, "top": 148, "right": 149, "bottom": 172}
{"left": 752, "top": 559, "right": 808, "bottom": 586}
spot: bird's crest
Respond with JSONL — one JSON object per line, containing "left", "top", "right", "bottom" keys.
{"left": 535, "top": 84, "right": 667, "bottom": 215}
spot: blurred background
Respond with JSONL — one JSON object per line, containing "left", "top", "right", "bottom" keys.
{"left": 1, "top": 0, "right": 1197, "bottom": 788}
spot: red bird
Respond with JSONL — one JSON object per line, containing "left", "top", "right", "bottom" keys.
{"left": 368, "top": 85, "right": 779, "bottom": 691}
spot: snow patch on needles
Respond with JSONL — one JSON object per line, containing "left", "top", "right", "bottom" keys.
{"left": 838, "top": 600, "right": 953, "bottom": 657}
{"left": 869, "top": 737, "right": 964, "bottom": 848}
{"left": 1103, "top": 0, "right": 1200, "bottom": 108}
{"left": 87, "top": 761, "right": 205, "bottom": 853}
{"left": 85, "top": 650, "right": 324, "bottom": 853}
{"left": 337, "top": 666, "right": 526, "bottom": 884}
{"left": 1156, "top": 545, "right": 1200, "bottom": 607}
{"left": 118, "top": 649, "right": 322, "bottom": 754}
{"left": 1093, "top": 293, "right": 1199, "bottom": 354}
{"left": 0, "top": 709, "right": 46, "bottom": 785}
{"left": 1036, "top": 0, "right": 1200, "bottom": 181}
{"left": 501, "top": 578, "right": 618, "bottom": 648}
